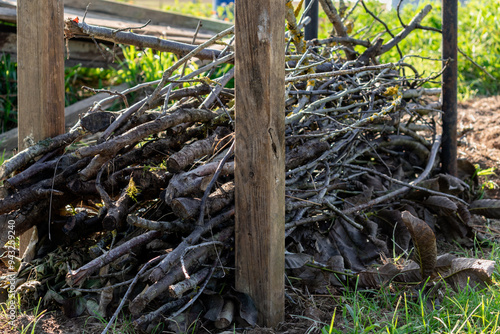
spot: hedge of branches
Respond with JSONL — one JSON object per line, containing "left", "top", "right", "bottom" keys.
{"left": 0, "top": 1, "right": 498, "bottom": 333}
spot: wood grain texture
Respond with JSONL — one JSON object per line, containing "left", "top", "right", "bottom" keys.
{"left": 17, "top": 0, "right": 65, "bottom": 256}
{"left": 17, "top": 0, "right": 65, "bottom": 149}
{"left": 235, "top": 0, "right": 285, "bottom": 327}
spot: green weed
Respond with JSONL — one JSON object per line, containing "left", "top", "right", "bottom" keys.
{"left": 0, "top": 148, "right": 5, "bottom": 165}
{"left": 64, "top": 64, "right": 120, "bottom": 107}
{"left": 473, "top": 165, "right": 498, "bottom": 199}
{"left": 115, "top": 45, "right": 182, "bottom": 85}
{"left": 162, "top": 0, "right": 214, "bottom": 18}
{"left": 0, "top": 297, "right": 46, "bottom": 334}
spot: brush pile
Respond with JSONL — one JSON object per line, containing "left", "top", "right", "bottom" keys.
{"left": 0, "top": 0, "right": 498, "bottom": 332}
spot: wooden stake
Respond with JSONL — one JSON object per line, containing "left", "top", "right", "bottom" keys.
{"left": 235, "top": 0, "right": 285, "bottom": 327}
{"left": 441, "top": 0, "right": 458, "bottom": 176}
{"left": 17, "top": 0, "right": 65, "bottom": 256}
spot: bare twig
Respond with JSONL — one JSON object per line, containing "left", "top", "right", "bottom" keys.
{"left": 378, "top": 5, "right": 433, "bottom": 55}
{"left": 197, "top": 141, "right": 234, "bottom": 226}
{"left": 342, "top": 135, "right": 441, "bottom": 215}
{"left": 65, "top": 19, "right": 225, "bottom": 61}
{"left": 82, "top": 86, "right": 129, "bottom": 108}
{"left": 101, "top": 254, "right": 162, "bottom": 334}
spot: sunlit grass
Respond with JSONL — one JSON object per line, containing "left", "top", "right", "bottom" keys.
{"left": 0, "top": 297, "right": 47, "bottom": 334}
{"left": 320, "top": 241, "right": 500, "bottom": 333}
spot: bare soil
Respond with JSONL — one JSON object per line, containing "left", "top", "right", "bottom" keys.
{"left": 458, "top": 95, "right": 500, "bottom": 198}
{"left": 1, "top": 96, "right": 499, "bottom": 333}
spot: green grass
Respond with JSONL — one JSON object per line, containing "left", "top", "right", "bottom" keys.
{"left": 0, "top": 53, "right": 17, "bottom": 133}
{"left": 0, "top": 297, "right": 46, "bottom": 334}
{"left": 115, "top": 45, "right": 198, "bottom": 85}
{"left": 320, "top": 241, "right": 500, "bottom": 334}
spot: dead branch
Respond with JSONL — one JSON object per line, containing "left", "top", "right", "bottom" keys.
{"left": 66, "top": 230, "right": 161, "bottom": 287}
{"left": 149, "top": 209, "right": 234, "bottom": 282}
{"left": 308, "top": 36, "right": 370, "bottom": 48}
{"left": 318, "top": 0, "right": 356, "bottom": 60}
{"left": 75, "top": 108, "right": 218, "bottom": 159}
{"left": 342, "top": 135, "right": 441, "bottom": 215}
{"left": 127, "top": 215, "right": 191, "bottom": 233}
{"left": 129, "top": 227, "right": 233, "bottom": 315}
{"left": 171, "top": 182, "right": 234, "bottom": 220}
{"left": 164, "top": 161, "right": 235, "bottom": 205}
{"left": 378, "top": 5, "right": 433, "bottom": 55}
{"left": 167, "top": 127, "right": 231, "bottom": 173}
{"left": 64, "top": 19, "right": 226, "bottom": 61}
{"left": 0, "top": 130, "right": 83, "bottom": 180}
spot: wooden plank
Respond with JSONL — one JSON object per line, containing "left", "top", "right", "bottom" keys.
{"left": 0, "top": 6, "right": 15, "bottom": 20}
{"left": 0, "top": 0, "right": 15, "bottom": 8}
{"left": 0, "top": 83, "right": 129, "bottom": 160}
{"left": 63, "top": 0, "right": 231, "bottom": 34}
{"left": 0, "top": 6, "right": 217, "bottom": 40}
{"left": 1, "top": 4, "right": 220, "bottom": 67}
{"left": 17, "top": 0, "right": 65, "bottom": 256}
{"left": 234, "top": 0, "right": 285, "bottom": 327}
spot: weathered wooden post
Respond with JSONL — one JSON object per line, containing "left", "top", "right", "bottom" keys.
{"left": 441, "top": 0, "right": 458, "bottom": 176}
{"left": 235, "top": 0, "right": 286, "bottom": 327}
{"left": 17, "top": 0, "right": 65, "bottom": 256}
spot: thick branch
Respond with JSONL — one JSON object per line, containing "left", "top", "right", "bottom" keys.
{"left": 0, "top": 130, "right": 83, "bottom": 180}
{"left": 318, "top": 0, "right": 356, "bottom": 60}
{"left": 65, "top": 230, "right": 161, "bottom": 287}
{"left": 148, "top": 208, "right": 234, "bottom": 282}
{"left": 75, "top": 108, "right": 219, "bottom": 159}
{"left": 64, "top": 19, "right": 225, "bottom": 61}
{"left": 378, "top": 5, "right": 433, "bottom": 55}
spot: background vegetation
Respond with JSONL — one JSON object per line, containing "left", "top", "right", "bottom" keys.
{"left": 1, "top": 0, "right": 498, "bottom": 134}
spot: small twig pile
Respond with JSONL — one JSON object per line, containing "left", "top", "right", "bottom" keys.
{"left": 1, "top": 1, "right": 497, "bottom": 333}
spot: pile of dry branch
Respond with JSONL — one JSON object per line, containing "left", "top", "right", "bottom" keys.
{"left": 1, "top": 0, "right": 498, "bottom": 333}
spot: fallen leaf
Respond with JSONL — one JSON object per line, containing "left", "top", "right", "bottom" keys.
{"left": 444, "top": 257, "right": 496, "bottom": 291}
{"left": 204, "top": 294, "right": 224, "bottom": 321}
{"left": 401, "top": 211, "right": 437, "bottom": 279}
{"left": 357, "top": 263, "right": 401, "bottom": 288}
{"left": 424, "top": 195, "right": 458, "bottom": 215}
{"left": 470, "top": 199, "right": 500, "bottom": 219}
{"left": 285, "top": 252, "right": 313, "bottom": 269}
{"left": 231, "top": 290, "right": 257, "bottom": 327}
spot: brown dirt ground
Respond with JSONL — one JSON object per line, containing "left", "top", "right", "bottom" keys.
{"left": 457, "top": 95, "right": 500, "bottom": 198}
{"left": 0, "top": 96, "right": 499, "bottom": 333}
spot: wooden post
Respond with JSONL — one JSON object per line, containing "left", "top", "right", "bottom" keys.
{"left": 235, "top": 0, "right": 285, "bottom": 327}
{"left": 17, "top": 0, "right": 65, "bottom": 257}
{"left": 441, "top": 0, "right": 458, "bottom": 176}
